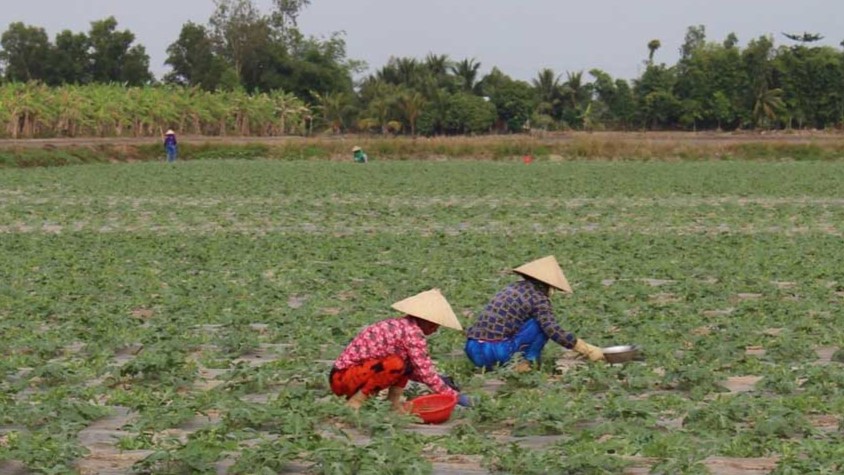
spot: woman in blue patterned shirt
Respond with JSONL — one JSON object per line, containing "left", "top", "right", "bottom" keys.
{"left": 465, "top": 256, "right": 605, "bottom": 370}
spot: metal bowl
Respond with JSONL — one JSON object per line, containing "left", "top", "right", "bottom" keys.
{"left": 602, "top": 345, "right": 641, "bottom": 364}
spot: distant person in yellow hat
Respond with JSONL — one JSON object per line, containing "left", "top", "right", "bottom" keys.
{"left": 465, "top": 256, "right": 605, "bottom": 370}
{"left": 330, "top": 289, "right": 473, "bottom": 410}
{"left": 352, "top": 145, "right": 368, "bottom": 163}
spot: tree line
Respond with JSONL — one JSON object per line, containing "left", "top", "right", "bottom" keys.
{"left": 1, "top": 0, "right": 843, "bottom": 137}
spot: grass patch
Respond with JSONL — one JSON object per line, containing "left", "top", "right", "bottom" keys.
{"left": 1, "top": 133, "right": 844, "bottom": 168}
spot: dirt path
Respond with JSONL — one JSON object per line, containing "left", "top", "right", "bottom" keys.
{"left": 0, "top": 136, "right": 307, "bottom": 148}
{"left": 1, "top": 131, "right": 841, "bottom": 149}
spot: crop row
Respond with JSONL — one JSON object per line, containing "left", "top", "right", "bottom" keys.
{"left": 1, "top": 160, "right": 843, "bottom": 473}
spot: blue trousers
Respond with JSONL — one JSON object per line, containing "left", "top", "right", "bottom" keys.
{"left": 166, "top": 145, "right": 177, "bottom": 163}
{"left": 465, "top": 319, "right": 548, "bottom": 370}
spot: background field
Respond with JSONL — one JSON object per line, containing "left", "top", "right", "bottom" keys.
{"left": 2, "top": 159, "right": 844, "bottom": 474}
{"left": 3, "top": 132, "right": 844, "bottom": 168}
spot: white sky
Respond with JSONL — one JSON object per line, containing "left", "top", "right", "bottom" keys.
{"left": 2, "top": 0, "right": 843, "bottom": 82}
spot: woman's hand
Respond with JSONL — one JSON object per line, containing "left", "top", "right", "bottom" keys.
{"left": 573, "top": 339, "right": 605, "bottom": 362}
{"left": 457, "top": 394, "right": 475, "bottom": 407}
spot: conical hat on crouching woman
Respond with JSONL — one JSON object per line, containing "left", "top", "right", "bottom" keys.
{"left": 391, "top": 289, "right": 463, "bottom": 331}
{"left": 513, "top": 256, "right": 573, "bottom": 293}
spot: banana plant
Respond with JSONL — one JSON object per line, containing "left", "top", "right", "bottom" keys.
{"left": 0, "top": 82, "right": 314, "bottom": 138}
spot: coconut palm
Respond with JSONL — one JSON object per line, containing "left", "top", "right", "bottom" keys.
{"left": 424, "top": 53, "right": 451, "bottom": 78}
{"left": 367, "top": 96, "right": 395, "bottom": 135}
{"left": 394, "top": 57, "right": 422, "bottom": 87}
{"left": 397, "top": 90, "right": 426, "bottom": 136}
{"left": 753, "top": 87, "right": 785, "bottom": 128}
{"left": 563, "top": 71, "right": 588, "bottom": 109}
{"left": 532, "top": 68, "right": 562, "bottom": 115}
{"left": 647, "top": 39, "right": 662, "bottom": 64}
{"left": 451, "top": 58, "right": 481, "bottom": 93}
{"left": 360, "top": 81, "right": 399, "bottom": 134}
{"left": 312, "top": 90, "right": 349, "bottom": 133}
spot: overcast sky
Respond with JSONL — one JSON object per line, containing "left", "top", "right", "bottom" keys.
{"left": 3, "top": 0, "right": 843, "bottom": 82}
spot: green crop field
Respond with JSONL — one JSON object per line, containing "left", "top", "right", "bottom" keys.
{"left": 2, "top": 160, "right": 844, "bottom": 474}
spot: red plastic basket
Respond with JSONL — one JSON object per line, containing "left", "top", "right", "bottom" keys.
{"left": 405, "top": 393, "right": 457, "bottom": 424}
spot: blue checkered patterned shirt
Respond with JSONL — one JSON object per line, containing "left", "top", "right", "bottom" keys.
{"left": 466, "top": 280, "right": 577, "bottom": 349}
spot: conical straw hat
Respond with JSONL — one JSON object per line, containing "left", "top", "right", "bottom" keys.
{"left": 513, "top": 256, "right": 572, "bottom": 293}
{"left": 391, "top": 288, "right": 463, "bottom": 331}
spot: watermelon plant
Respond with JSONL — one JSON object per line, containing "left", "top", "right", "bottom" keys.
{"left": 1, "top": 159, "right": 843, "bottom": 472}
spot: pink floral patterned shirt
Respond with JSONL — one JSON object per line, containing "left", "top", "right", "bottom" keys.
{"left": 334, "top": 317, "right": 457, "bottom": 396}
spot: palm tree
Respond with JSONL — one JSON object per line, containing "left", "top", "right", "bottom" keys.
{"left": 647, "top": 39, "right": 661, "bottom": 64}
{"left": 312, "top": 90, "right": 348, "bottom": 133}
{"left": 376, "top": 57, "right": 422, "bottom": 87}
{"left": 368, "top": 96, "right": 394, "bottom": 135}
{"left": 753, "top": 87, "right": 785, "bottom": 128}
{"left": 375, "top": 60, "right": 399, "bottom": 85}
{"left": 361, "top": 82, "right": 398, "bottom": 134}
{"left": 532, "top": 68, "right": 561, "bottom": 114}
{"left": 563, "top": 71, "right": 587, "bottom": 110}
{"left": 451, "top": 58, "right": 481, "bottom": 93}
{"left": 394, "top": 57, "right": 421, "bottom": 87}
{"left": 397, "top": 91, "right": 426, "bottom": 136}
{"left": 424, "top": 53, "right": 451, "bottom": 78}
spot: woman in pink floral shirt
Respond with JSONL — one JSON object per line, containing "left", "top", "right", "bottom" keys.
{"left": 330, "top": 289, "right": 472, "bottom": 410}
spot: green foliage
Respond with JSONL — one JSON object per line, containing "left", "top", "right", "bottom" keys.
{"left": 0, "top": 17, "right": 151, "bottom": 86}
{"left": 485, "top": 76, "right": 535, "bottom": 132}
{"left": 1, "top": 160, "right": 844, "bottom": 472}
{"left": 187, "top": 144, "right": 271, "bottom": 161}
{"left": 418, "top": 92, "right": 496, "bottom": 135}
{"left": 117, "top": 345, "right": 198, "bottom": 386}
{"left": 231, "top": 438, "right": 298, "bottom": 474}
{"left": 165, "top": 22, "right": 228, "bottom": 91}
{"left": 200, "top": 0, "right": 354, "bottom": 97}
{"left": 663, "top": 364, "right": 728, "bottom": 400}
{"left": 0, "top": 82, "right": 312, "bottom": 139}
{"left": 3, "top": 431, "right": 89, "bottom": 474}
{"left": 88, "top": 17, "right": 153, "bottom": 86}
{"left": 0, "top": 22, "right": 51, "bottom": 82}
{"left": 2, "top": 15, "right": 844, "bottom": 132}
{"left": 775, "top": 44, "right": 844, "bottom": 129}
{"left": 311, "top": 436, "right": 433, "bottom": 475}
